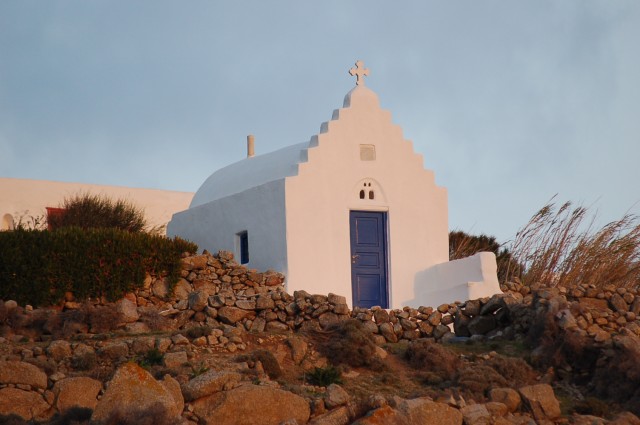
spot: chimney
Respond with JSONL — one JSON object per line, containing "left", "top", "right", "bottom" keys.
{"left": 247, "top": 134, "right": 255, "bottom": 158}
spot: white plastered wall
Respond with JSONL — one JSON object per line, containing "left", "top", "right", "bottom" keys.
{"left": 284, "top": 86, "right": 449, "bottom": 308}
{"left": 167, "top": 180, "right": 288, "bottom": 273}
{"left": 0, "top": 178, "right": 193, "bottom": 232}
{"left": 413, "top": 252, "right": 502, "bottom": 307}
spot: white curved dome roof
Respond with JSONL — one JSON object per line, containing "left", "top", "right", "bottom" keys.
{"left": 189, "top": 141, "right": 310, "bottom": 208}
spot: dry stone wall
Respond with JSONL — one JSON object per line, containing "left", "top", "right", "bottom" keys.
{"left": 5, "top": 250, "right": 640, "bottom": 350}
{"left": 3, "top": 250, "right": 640, "bottom": 423}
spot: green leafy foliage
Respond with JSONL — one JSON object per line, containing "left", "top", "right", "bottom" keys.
{"left": 138, "top": 348, "right": 165, "bottom": 369}
{"left": 189, "top": 362, "right": 209, "bottom": 378}
{"left": 307, "top": 365, "right": 343, "bottom": 387}
{"left": 47, "top": 193, "right": 148, "bottom": 233}
{"left": 0, "top": 227, "right": 197, "bottom": 307}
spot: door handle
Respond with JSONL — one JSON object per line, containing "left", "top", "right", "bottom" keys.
{"left": 351, "top": 255, "right": 359, "bottom": 264}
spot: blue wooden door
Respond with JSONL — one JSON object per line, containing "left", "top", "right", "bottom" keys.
{"left": 350, "top": 211, "right": 389, "bottom": 308}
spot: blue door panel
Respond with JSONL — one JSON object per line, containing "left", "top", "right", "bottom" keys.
{"left": 357, "top": 253, "right": 380, "bottom": 267}
{"left": 350, "top": 211, "right": 388, "bottom": 308}
{"left": 355, "top": 219, "right": 380, "bottom": 245}
{"left": 356, "top": 275, "right": 382, "bottom": 302}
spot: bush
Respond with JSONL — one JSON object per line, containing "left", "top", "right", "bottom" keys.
{"left": 405, "top": 339, "right": 460, "bottom": 382}
{"left": 139, "top": 308, "right": 173, "bottom": 331}
{"left": 71, "top": 351, "right": 97, "bottom": 371}
{"left": 185, "top": 325, "right": 212, "bottom": 339}
{"left": 307, "top": 365, "right": 343, "bottom": 387}
{"left": 483, "top": 354, "right": 536, "bottom": 387}
{"left": 457, "top": 364, "right": 508, "bottom": 397}
{"left": 47, "top": 193, "right": 147, "bottom": 233}
{"left": 138, "top": 348, "right": 164, "bottom": 369}
{"left": 313, "top": 319, "right": 384, "bottom": 370}
{"left": 47, "top": 407, "right": 93, "bottom": 425}
{"left": 573, "top": 397, "right": 611, "bottom": 417}
{"left": 101, "top": 403, "right": 175, "bottom": 425}
{"left": 0, "top": 228, "right": 197, "bottom": 307}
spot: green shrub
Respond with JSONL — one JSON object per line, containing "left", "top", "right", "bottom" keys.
{"left": 0, "top": 228, "right": 197, "bottom": 307}
{"left": 138, "top": 348, "right": 164, "bottom": 369}
{"left": 47, "top": 193, "right": 147, "bottom": 233}
{"left": 189, "top": 362, "right": 209, "bottom": 378}
{"left": 307, "top": 365, "right": 342, "bottom": 387}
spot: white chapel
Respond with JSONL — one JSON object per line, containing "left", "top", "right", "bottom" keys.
{"left": 168, "top": 61, "right": 500, "bottom": 309}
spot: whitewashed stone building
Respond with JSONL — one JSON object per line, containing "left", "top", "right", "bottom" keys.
{"left": 168, "top": 61, "right": 500, "bottom": 309}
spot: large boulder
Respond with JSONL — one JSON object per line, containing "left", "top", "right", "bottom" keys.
{"left": 0, "top": 360, "right": 47, "bottom": 389}
{"left": 116, "top": 298, "right": 139, "bottom": 323}
{"left": 217, "top": 306, "right": 252, "bottom": 324}
{"left": 518, "top": 384, "right": 561, "bottom": 421}
{"left": 52, "top": 376, "right": 102, "bottom": 412}
{"left": 160, "top": 374, "right": 185, "bottom": 417}
{"left": 47, "top": 340, "right": 72, "bottom": 362}
{"left": 91, "top": 363, "right": 181, "bottom": 423}
{"left": 460, "top": 404, "right": 491, "bottom": 425}
{"left": 396, "top": 398, "right": 463, "bottom": 425}
{"left": 188, "top": 290, "right": 209, "bottom": 312}
{"left": 191, "top": 384, "right": 310, "bottom": 425}
{"left": 324, "top": 384, "right": 351, "bottom": 409}
{"left": 181, "top": 370, "right": 241, "bottom": 401}
{"left": 351, "top": 405, "right": 410, "bottom": 425}
{"left": 489, "top": 387, "right": 521, "bottom": 412}
{"left": 0, "top": 387, "right": 50, "bottom": 421}
{"left": 309, "top": 406, "right": 351, "bottom": 425}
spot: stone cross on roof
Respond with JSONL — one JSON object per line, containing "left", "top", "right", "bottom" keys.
{"left": 349, "top": 60, "right": 369, "bottom": 86}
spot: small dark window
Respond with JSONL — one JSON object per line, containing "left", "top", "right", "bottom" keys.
{"left": 238, "top": 231, "right": 249, "bottom": 264}
{"left": 359, "top": 190, "right": 365, "bottom": 199}
{"left": 369, "top": 191, "right": 375, "bottom": 200}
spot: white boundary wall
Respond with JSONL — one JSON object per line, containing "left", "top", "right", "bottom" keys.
{"left": 0, "top": 178, "right": 193, "bottom": 233}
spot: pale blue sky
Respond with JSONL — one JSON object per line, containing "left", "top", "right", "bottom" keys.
{"left": 1, "top": 1, "right": 639, "bottom": 243}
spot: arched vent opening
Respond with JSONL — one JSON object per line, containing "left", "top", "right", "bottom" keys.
{"left": 354, "top": 179, "right": 385, "bottom": 203}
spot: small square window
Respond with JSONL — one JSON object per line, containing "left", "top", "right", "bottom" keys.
{"left": 360, "top": 144, "right": 376, "bottom": 161}
{"left": 237, "top": 231, "right": 249, "bottom": 264}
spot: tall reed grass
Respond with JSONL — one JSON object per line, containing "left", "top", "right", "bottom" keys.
{"left": 506, "top": 199, "right": 640, "bottom": 289}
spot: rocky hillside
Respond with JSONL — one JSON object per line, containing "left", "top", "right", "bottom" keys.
{"left": 1, "top": 251, "right": 640, "bottom": 424}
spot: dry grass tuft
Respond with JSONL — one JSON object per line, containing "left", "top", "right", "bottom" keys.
{"left": 101, "top": 403, "right": 175, "bottom": 425}
{"left": 311, "top": 319, "right": 385, "bottom": 370}
{"left": 457, "top": 364, "right": 508, "bottom": 397}
{"left": 506, "top": 198, "right": 640, "bottom": 289}
{"left": 405, "top": 339, "right": 460, "bottom": 381}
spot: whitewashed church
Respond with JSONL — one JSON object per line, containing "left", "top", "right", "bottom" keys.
{"left": 168, "top": 61, "right": 500, "bottom": 309}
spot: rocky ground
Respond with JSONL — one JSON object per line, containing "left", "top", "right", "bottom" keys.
{"left": 1, "top": 251, "right": 640, "bottom": 424}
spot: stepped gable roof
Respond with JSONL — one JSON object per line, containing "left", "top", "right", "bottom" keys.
{"left": 190, "top": 61, "right": 381, "bottom": 209}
